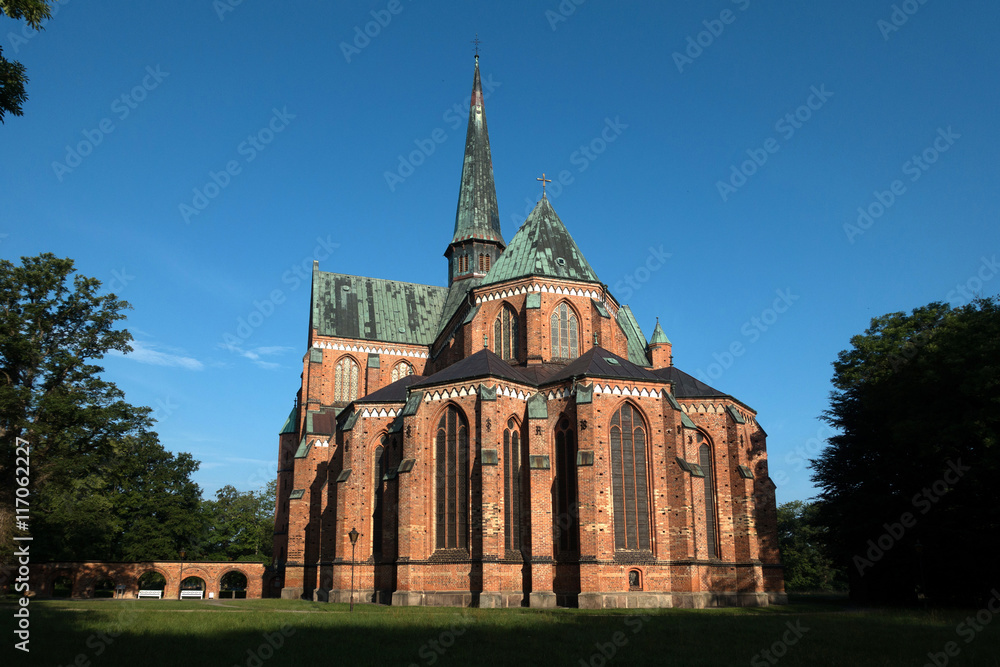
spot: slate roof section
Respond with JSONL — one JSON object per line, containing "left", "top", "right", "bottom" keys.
{"left": 542, "top": 346, "right": 664, "bottom": 386}
{"left": 437, "top": 276, "right": 483, "bottom": 338}
{"left": 481, "top": 197, "right": 601, "bottom": 287}
{"left": 451, "top": 58, "right": 504, "bottom": 247}
{"left": 355, "top": 374, "right": 425, "bottom": 404}
{"left": 310, "top": 270, "right": 449, "bottom": 346}
{"left": 616, "top": 305, "right": 652, "bottom": 366}
{"left": 653, "top": 366, "right": 728, "bottom": 398}
{"left": 412, "top": 348, "right": 535, "bottom": 388}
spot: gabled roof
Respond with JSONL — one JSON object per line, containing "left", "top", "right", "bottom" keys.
{"left": 616, "top": 305, "right": 652, "bottom": 366}
{"left": 355, "top": 374, "right": 425, "bottom": 404}
{"left": 653, "top": 366, "right": 728, "bottom": 398}
{"left": 412, "top": 348, "right": 535, "bottom": 388}
{"left": 310, "top": 270, "right": 448, "bottom": 346}
{"left": 542, "top": 346, "right": 663, "bottom": 386}
{"left": 451, "top": 57, "right": 504, "bottom": 247}
{"left": 480, "top": 197, "right": 600, "bottom": 287}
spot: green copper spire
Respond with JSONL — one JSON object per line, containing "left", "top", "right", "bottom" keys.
{"left": 650, "top": 318, "right": 671, "bottom": 345}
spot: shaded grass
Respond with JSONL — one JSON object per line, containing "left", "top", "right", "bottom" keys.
{"left": 4, "top": 595, "right": 1000, "bottom": 666}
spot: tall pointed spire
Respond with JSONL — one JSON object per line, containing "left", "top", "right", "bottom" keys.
{"left": 445, "top": 55, "right": 505, "bottom": 287}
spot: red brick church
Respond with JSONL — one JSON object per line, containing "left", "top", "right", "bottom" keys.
{"left": 272, "top": 56, "right": 785, "bottom": 608}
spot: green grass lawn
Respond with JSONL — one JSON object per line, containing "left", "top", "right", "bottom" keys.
{"left": 4, "top": 594, "right": 1000, "bottom": 666}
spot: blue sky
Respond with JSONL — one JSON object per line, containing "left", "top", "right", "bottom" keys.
{"left": 3, "top": 0, "right": 998, "bottom": 505}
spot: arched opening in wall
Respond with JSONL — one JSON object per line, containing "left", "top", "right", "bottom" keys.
{"left": 610, "top": 402, "right": 652, "bottom": 552}
{"left": 699, "top": 437, "right": 720, "bottom": 559}
{"left": 549, "top": 301, "right": 579, "bottom": 360}
{"left": 494, "top": 303, "right": 519, "bottom": 361}
{"left": 51, "top": 574, "right": 73, "bottom": 598}
{"left": 93, "top": 578, "right": 116, "bottom": 598}
{"left": 181, "top": 576, "right": 206, "bottom": 593}
{"left": 435, "top": 404, "right": 469, "bottom": 551}
{"left": 219, "top": 571, "right": 248, "bottom": 599}
{"left": 137, "top": 571, "right": 166, "bottom": 592}
{"left": 629, "top": 569, "right": 643, "bottom": 591}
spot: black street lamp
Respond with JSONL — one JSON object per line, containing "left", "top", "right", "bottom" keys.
{"left": 348, "top": 527, "right": 360, "bottom": 612}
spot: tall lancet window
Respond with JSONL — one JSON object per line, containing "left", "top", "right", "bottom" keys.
{"left": 435, "top": 406, "right": 469, "bottom": 550}
{"left": 550, "top": 302, "right": 579, "bottom": 360}
{"left": 700, "top": 443, "right": 720, "bottom": 558}
{"left": 391, "top": 361, "right": 413, "bottom": 383}
{"left": 493, "top": 304, "right": 519, "bottom": 361}
{"left": 372, "top": 441, "right": 386, "bottom": 556}
{"left": 610, "top": 403, "right": 651, "bottom": 551}
{"left": 334, "top": 357, "right": 359, "bottom": 403}
{"left": 503, "top": 417, "right": 522, "bottom": 552}
{"left": 555, "top": 416, "right": 578, "bottom": 553}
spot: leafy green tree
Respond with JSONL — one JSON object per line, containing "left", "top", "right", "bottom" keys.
{"left": 200, "top": 480, "right": 275, "bottom": 564}
{"left": 811, "top": 298, "right": 1000, "bottom": 604}
{"left": 0, "top": 0, "right": 54, "bottom": 121}
{"left": 777, "top": 500, "right": 845, "bottom": 592}
{"left": 1, "top": 253, "right": 203, "bottom": 564}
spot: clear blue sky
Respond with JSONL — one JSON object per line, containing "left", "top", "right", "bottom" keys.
{"left": 3, "top": 0, "right": 998, "bottom": 505}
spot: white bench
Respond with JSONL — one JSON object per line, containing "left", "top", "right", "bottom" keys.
{"left": 180, "top": 590, "right": 204, "bottom": 599}
{"left": 137, "top": 589, "right": 162, "bottom": 599}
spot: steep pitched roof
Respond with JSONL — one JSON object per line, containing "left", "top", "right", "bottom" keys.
{"left": 412, "top": 348, "right": 535, "bottom": 388}
{"left": 451, "top": 57, "right": 504, "bottom": 247}
{"left": 649, "top": 319, "right": 671, "bottom": 344}
{"left": 481, "top": 197, "right": 600, "bottom": 287}
{"left": 310, "top": 270, "right": 448, "bottom": 346}
{"left": 653, "top": 366, "right": 728, "bottom": 398}
{"left": 616, "top": 305, "right": 652, "bottom": 366}
{"left": 542, "top": 346, "right": 663, "bottom": 386}
{"left": 355, "top": 374, "right": 425, "bottom": 403}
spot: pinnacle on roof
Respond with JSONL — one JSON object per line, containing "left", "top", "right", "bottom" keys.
{"left": 481, "top": 196, "right": 600, "bottom": 287}
{"left": 451, "top": 57, "right": 504, "bottom": 247}
{"left": 650, "top": 318, "right": 671, "bottom": 345}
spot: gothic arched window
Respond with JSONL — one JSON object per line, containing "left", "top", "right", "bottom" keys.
{"left": 555, "top": 416, "right": 578, "bottom": 553}
{"left": 334, "top": 357, "right": 359, "bottom": 403}
{"left": 435, "top": 406, "right": 469, "bottom": 550}
{"left": 610, "top": 403, "right": 651, "bottom": 551}
{"left": 493, "top": 304, "right": 519, "bottom": 361}
{"left": 549, "top": 302, "right": 579, "bottom": 360}
{"left": 503, "top": 417, "right": 522, "bottom": 552}
{"left": 391, "top": 361, "right": 413, "bottom": 383}
{"left": 700, "top": 442, "right": 719, "bottom": 558}
{"left": 372, "top": 442, "right": 385, "bottom": 555}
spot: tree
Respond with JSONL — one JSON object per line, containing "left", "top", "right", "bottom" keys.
{"left": 0, "top": 253, "right": 203, "bottom": 563}
{"left": 0, "top": 1, "right": 53, "bottom": 122}
{"left": 200, "top": 481, "right": 275, "bottom": 564}
{"left": 776, "top": 500, "right": 845, "bottom": 592}
{"left": 811, "top": 298, "right": 1000, "bottom": 604}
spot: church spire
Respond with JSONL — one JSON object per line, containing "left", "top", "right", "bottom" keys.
{"left": 446, "top": 55, "right": 505, "bottom": 286}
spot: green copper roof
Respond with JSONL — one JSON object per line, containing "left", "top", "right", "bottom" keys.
{"left": 279, "top": 406, "right": 296, "bottom": 434}
{"left": 311, "top": 270, "right": 449, "bottom": 346}
{"left": 451, "top": 58, "right": 504, "bottom": 247}
{"left": 616, "top": 305, "right": 652, "bottom": 366}
{"left": 649, "top": 319, "right": 671, "bottom": 345}
{"left": 481, "top": 197, "right": 600, "bottom": 287}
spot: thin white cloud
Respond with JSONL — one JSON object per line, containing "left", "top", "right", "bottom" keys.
{"left": 117, "top": 340, "right": 204, "bottom": 371}
{"left": 220, "top": 343, "right": 293, "bottom": 369}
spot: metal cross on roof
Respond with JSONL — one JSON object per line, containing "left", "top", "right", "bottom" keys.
{"left": 472, "top": 34, "right": 481, "bottom": 57}
{"left": 537, "top": 173, "right": 552, "bottom": 197}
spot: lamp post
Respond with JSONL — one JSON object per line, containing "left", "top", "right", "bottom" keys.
{"left": 348, "top": 527, "right": 360, "bottom": 612}
{"left": 178, "top": 549, "right": 186, "bottom": 600}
